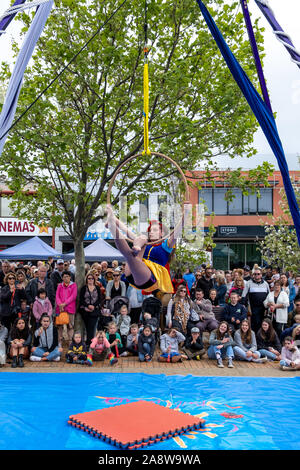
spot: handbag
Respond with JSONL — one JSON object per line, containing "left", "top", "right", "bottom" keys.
{"left": 56, "top": 311, "right": 69, "bottom": 325}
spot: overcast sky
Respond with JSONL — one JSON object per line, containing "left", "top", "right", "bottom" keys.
{"left": 0, "top": 0, "right": 299, "bottom": 170}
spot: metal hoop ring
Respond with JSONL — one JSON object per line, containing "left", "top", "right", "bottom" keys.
{"left": 106, "top": 151, "right": 189, "bottom": 246}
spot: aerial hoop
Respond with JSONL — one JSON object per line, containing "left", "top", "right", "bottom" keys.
{"left": 106, "top": 151, "right": 189, "bottom": 246}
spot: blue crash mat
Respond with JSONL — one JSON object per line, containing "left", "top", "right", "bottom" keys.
{"left": 0, "top": 373, "right": 299, "bottom": 450}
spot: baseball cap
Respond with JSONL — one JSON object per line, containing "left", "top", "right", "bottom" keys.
{"left": 57, "top": 259, "right": 64, "bottom": 264}
{"left": 243, "top": 265, "right": 250, "bottom": 271}
{"left": 191, "top": 327, "right": 200, "bottom": 333}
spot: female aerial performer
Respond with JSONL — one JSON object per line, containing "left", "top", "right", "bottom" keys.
{"left": 105, "top": 205, "right": 186, "bottom": 295}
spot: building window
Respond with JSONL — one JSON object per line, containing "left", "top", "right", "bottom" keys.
{"left": 198, "top": 188, "right": 273, "bottom": 215}
{"left": 0, "top": 198, "right": 13, "bottom": 217}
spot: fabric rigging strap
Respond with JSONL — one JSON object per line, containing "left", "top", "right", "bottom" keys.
{"left": 0, "top": 0, "right": 54, "bottom": 157}
{"left": 0, "top": 0, "right": 26, "bottom": 35}
{"left": 196, "top": 0, "right": 300, "bottom": 246}
{"left": 255, "top": 0, "right": 300, "bottom": 68}
{"left": 143, "top": 0, "right": 151, "bottom": 156}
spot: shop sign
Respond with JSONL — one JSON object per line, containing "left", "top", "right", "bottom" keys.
{"left": 0, "top": 218, "right": 52, "bottom": 236}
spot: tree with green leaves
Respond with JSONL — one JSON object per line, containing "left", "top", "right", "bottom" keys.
{"left": 0, "top": 0, "right": 270, "bottom": 292}
{"left": 259, "top": 185, "right": 300, "bottom": 273}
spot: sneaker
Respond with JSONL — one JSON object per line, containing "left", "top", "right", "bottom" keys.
{"left": 53, "top": 356, "right": 61, "bottom": 362}
{"left": 30, "top": 356, "right": 41, "bottom": 362}
{"left": 120, "top": 351, "right": 129, "bottom": 357}
{"left": 217, "top": 358, "right": 224, "bottom": 368}
{"left": 281, "top": 365, "right": 294, "bottom": 371}
{"left": 258, "top": 357, "right": 268, "bottom": 363}
{"left": 228, "top": 358, "right": 234, "bottom": 368}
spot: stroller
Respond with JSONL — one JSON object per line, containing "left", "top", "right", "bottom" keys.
{"left": 98, "top": 296, "right": 130, "bottom": 331}
{"left": 139, "top": 296, "right": 162, "bottom": 343}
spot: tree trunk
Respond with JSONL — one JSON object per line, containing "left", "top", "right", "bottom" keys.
{"left": 74, "top": 237, "right": 86, "bottom": 335}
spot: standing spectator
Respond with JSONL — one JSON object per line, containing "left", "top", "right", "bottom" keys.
{"left": 105, "top": 271, "right": 126, "bottom": 301}
{"left": 30, "top": 313, "right": 62, "bottom": 362}
{"left": 183, "top": 268, "right": 196, "bottom": 292}
{"left": 26, "top": 264, "right": 55, "bottom": 308}
{"left": 196, "top": 267, "right": 215, "bottom": 299}
{"left": 225, "top": 271, "right": 233, "bottom": 293}
{"left": 55, "top": 271, "right": 78, "bottom": 345}
{"left": 15, "top": 269, "right": 28, "bottom": 290}
{"left": 79, "top": 272, "right": 104, "bottom": 347}
{"left": 172, "top": 272, "right": 189, "bottom": 295}
{"left": 7, "top": 318, "right": 31, "bottom": 368}
{"left": 241, "top": 267, "right": 269, "bottom": 333}
{"left": 190, "top": 271, "right": 202, "bottom": 300}
{"left": 228, "top": 277, "right": 245, "bottom": 301}
{"left": 222, "top": 291, "right": 247, "bottom": 332}
{"left": 233, "top": 319, "right": 267, "bottom": 363}
{"left": 293, "top": 274, "right": 300, "bottom": 301}
{"left": 287, "top": 298, "right": 300, "bottom": 327}
{"left": 263, "top": 280, "right": 289, "bottom": 337}
{"left": 243, "top": 265, "right": 252, "bottom": 283}
{"left": 126, "top": 284, "right": 144, "bottom": 324}
{"left": 32, "top": 288, "right": 53, "bottom": 328}
{"left": 0, "top": 319, "right": 8, "bottom": 367}
{"left": 256, "top": 318, "right": 281, "bottom": 361}
{"left": 0, "top": 260, "right": 11, "bottom": 287}
{"left": 215, "top": 274, "right": 227, "bottom": 306}
{"left": 0, "top": 272, "right": 25, "bottom": 332}
{"left": 50, "top": 259, "right": 66, "bottom": 293}
{"left": 208, "top": 288, "right": 219, "bottom": 307}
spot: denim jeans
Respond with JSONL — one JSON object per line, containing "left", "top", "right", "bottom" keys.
{"left": 280, "top": 360, "right": 291, "bottom": 367}
{"left": 139, "top": 343, "right": 151, "bottom": 362}
{"left": 233, "top": 346, "right": 261, "bottom": 361}
{"left": 207, "top": 345, "right": 234, "bottom": 359}
{"left": 32, "top": 346, "right": 61, "bottom": 361}
{"left": 258, "top": 349, "right": 277, "bottom": 361}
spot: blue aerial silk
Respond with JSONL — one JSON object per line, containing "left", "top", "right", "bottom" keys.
{"left": 196, "top": 0, "right": 300, "bottom": 246}
{"left": 0, "top": 1, "right": 54, "bottom": 156}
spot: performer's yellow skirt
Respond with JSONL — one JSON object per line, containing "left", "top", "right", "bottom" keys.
{"left": 142, "top": 259, "right": 174, "bottom": 294}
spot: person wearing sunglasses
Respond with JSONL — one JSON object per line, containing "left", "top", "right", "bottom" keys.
{"left": 0, "top": 272, "right": 26, "bottom": 333}
{"left": 105, "top": 271, "right": 126, "bottom": 301}
{"left": 241, "top": 267, "right": 270, "bottom": 333}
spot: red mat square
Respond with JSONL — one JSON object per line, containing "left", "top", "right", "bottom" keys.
{"left": 68, "top": 400, "right": 205, "bottom": 449}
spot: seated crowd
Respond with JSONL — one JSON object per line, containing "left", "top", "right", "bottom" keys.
{"left": 0, "top": 258, "right": 300, "bottom": 371}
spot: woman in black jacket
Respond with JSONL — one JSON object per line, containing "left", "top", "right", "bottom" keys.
{"left": 256, "top": 318, "right": 282, "bottom": 361}
{"left": 0, "top": 272, "right": 26, "bottom": 332}
{"left": 79, "top": 272, "right": 105, "bottom": 347}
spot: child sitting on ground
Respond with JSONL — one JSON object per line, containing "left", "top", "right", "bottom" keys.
{"left": 183, "top": 327, "right": 206, "bottom": 360}
{"left": 32, "top": 288, "right": 53, "bottom": 328}
{"left": 141, "top": 312, "right": 158, "bottom": 334}
{"left": 115, "top": 304, "right": 131, "bottom": 348}
{"left": 66, "top": 332, "right": 89, "bottom": 365}
{"left": 87, "top": 330, "right": 118, "bottom": 366}
{"left": 159, "top": 328, "right": 187, "bottom": 363}
{"left": 105, "top": 321, "right": 126, "bottom": 357}
{"left": 126, "top": 323, "right": 139, "bottom": 356}
{"left": 138, "top": 325, "right": 156, "bottom": 362}
{"left": 280, "top": 336, "right": 300, "bottom": 371}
